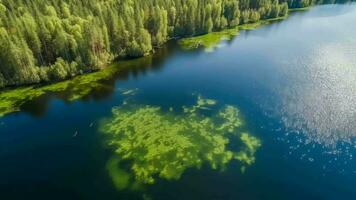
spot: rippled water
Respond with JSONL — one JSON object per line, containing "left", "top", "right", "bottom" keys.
{"left": 281, "top": 42, "right": 356, "bottom": 146}
{"left": 0, "top": 4, "right": 356, "bottom": 200}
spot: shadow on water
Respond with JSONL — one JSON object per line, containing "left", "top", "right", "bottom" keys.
{"left": 0, "top": 14, "right": 291, "bottom": 118}
{"left": 18, "top": 41, "right": 183, "bottom": 117}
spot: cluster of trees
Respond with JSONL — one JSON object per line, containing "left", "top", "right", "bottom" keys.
{"left": 283, "top": 0, "right": 353, "bottom": 8}
{"left": 0, "top": 0, "right": 352, "bottom": 88}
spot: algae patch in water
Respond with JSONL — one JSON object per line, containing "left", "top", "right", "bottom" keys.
{"left": 178, "top": 28, "right": 239, "bottom": 52}
{"left": 0, "top": 64, "right": 121, "bottom": 117}
{"left": 0, "top": 87, "right": 45, "bottom": 117}
{"left": 238, "top": 17, "right": 286, "bottom": 31}
{"left": 106, "top": 156, "right": 132, "bottom": 190}
{"left": 0, "top": 55, "right": 158, "bottom": 117}
{"left": 178, "top": 17, "right": 287, "bottom": 52}
{"left": 100, "top": 96, "right": 261, "bottom": 190}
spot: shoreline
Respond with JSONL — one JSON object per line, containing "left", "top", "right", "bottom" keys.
{"left": 0, "top": 7, "right": 311, "bottom": 92}
{"left": 0, "top": 7, "right": 313, "bottom": 117}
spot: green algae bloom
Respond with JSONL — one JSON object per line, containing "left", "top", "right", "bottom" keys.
{"left": 0, "top": 54, "right": 157, "bottom": 117}
{"left": 235, "top": 133, "right": 262, "bottom": 172}
{"left": 106, "top": 156, "right": 132, "bottom": 190}
{"left": 0, "top": 87, "right": 45, "bottom": 116}
{"left": 0, "top": 65, "right": 118, "bottom": 116}
{"left": 178, "top": 28, "right": 239, "bottom": 52}
{"left": 238, "top": 22, "right": 264, "bottom": 30}
{"left": 42, "top": 64, "right": 118, "bottom": 101}
{"left": 183, "top": 95, "right": 217, "bottom": 113}
{"left": 238, "top": 17, "right": 286, "bottom": 31}
{"left": 177, "top": 23, "right": 267, "bottom": 51}
{"left": 100, "top": 96, "right": 261, "bottom": 190}
{"left": 0, "top": 59, "right": 147, "bottom": 117}
{"left": 178, "top": 16, "right": 289, "bottom": 52}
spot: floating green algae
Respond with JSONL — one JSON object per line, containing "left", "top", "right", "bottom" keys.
{"left": 40, "top": 61, "right": 122, "bottom": 101}
{"left": 239, "top": 17, "right": 287, "bottom": 30}
{"left": 178, "top": 28, "right": 239, "bottom": 52}
{"left": 0, "top": 87, "right": 45, "bottom": 117}
{"left": 0, "top": 67, "right": 115, "bottom": 116}
{"left": 289, "top": 7, "right": 311, "bottom": 12}
{"left": 183, "top": 95, "right": 217, "bottom": 113}
{"left": 177, "top": 24, "right": 267, "bottom": 51}
{"left": 238, "top": 22, "right": 264, "bottom": 30}
{"left": 100, "top": 96, "right": 261, "bottom": 190}
{"left": 235, "top": 132, "right": 262, "bottom": 173}
{"left": 178, "top": 16, "right": 291, "bottom": 51}
{"left": 0, "top": 61, "right": 140, "bottom": 117}
{"left": 106, "top": 156, "right": 132, "bottom": 190}
{"left": 0, "top": 54, "right": 159, "bottom": 117}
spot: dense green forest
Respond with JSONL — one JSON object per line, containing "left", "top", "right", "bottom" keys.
{"left": 0, "top": 0, "right": 352, "bottom": 88}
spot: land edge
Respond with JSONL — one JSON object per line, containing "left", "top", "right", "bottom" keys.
{"left": 0, "top": 7, "right": 312, "bottom": 92}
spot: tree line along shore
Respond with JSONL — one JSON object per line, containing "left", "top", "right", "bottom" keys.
{"left": 0, "top": 0, "right": 351, "bottom": 88}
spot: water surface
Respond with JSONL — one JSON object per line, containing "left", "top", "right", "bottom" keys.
{"left": 1, "top": 4, "right": 356, "bottom": 200}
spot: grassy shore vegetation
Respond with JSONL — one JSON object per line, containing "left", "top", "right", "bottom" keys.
{"left": 100, "top": 95, "right": 261, "bottom": 190}
{"left": 178, "top": 16, "right": 287, "bottom": 51}
{"left": 0, "top": 63, "right": 119, "bottom": 116}
{"left": 178, "top": 28, "right": 240, "bottom": 52}
{"left": 0, "top": 56, "right": 153, "bottom": 117}
{"left": 178, "top": 0, "right": 350, "bottom": 51}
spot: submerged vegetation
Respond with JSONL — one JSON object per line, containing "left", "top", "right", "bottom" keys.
{"left": 0, "top": 87, "right": 44, "bottom": 117}
{"left": 178, "top": 28, "right": 239, "bottom": 52}
{"left": 0, "top": 52, "right": 164, "bottom": 117}
{"left": 100, "top": 96, "right": 261, "bottom": 190}
{"left": 0, "top": 57, "right": 152, "bottom": 117}
{"left": 178, "top": 16, "right": 287, "bottom": 51}
{"left": 0, "top": 64, "right": 118, "bottom": 116}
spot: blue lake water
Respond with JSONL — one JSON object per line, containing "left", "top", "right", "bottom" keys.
{"left": 0, "top": 4, "right": 356, "bottom": 200}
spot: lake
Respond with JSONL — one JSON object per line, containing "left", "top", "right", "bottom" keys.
{"left": 0, "top": 4, "right": 356, "bottom": 200}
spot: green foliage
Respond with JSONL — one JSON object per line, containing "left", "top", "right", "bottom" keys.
{"left": 0, "top": 54, "right": 159, "bottom": 117}
{"left": 178, "top": 15, "right": 289, "bottom": 51}
{"left": 288, "top": 7, "right": 312, "bottom": 12}
{"left": 0, "top": 0, "right": 295, "bottom": 88}
{"left": 0, "top": 87, "right": 44, "bottom": 117}
{"left": 238, "top": 22, "right": 264, "bottom": 30}
{"left": 178, "top": 28, "right": 239, "bottom": 52}
{"left": 0, "top": 0, "right": 349, "bottom": 88}
{"left": 0, "top": 61, "right": 130, "bottom": 116}
{"left": 280, "top": 0, "right": 352, "bottom": 8}
{"left": 100, "top": 96, "right": 261, "bottom": 189}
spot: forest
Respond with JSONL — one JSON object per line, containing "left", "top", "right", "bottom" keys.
{"left": 0, "top": 0, "right": 352, "bottom": 88}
